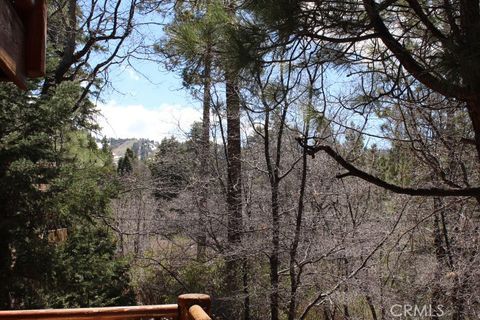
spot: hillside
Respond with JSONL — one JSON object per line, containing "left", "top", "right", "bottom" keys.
{"left": 107, "top": 138, "right": 158, "bottom": 162}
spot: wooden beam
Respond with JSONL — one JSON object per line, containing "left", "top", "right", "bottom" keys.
{"left": 13, "top": 0, "right": 36, "bottom": 12}
{"left": 24, "top": 0, "right": 47, "bottom": 77}
{"left": 0, "top": 0, "right": 27, "bottom": 89}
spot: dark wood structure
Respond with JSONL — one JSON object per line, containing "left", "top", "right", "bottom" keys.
{"left": 0, "top": 0, "right": 47, "bottom": 89}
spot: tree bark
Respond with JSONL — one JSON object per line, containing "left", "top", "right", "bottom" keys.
{"left": 287, "top": 92, "right": 310, "bottom": 320}
{"left": 225, "top": 72, "right": 243, "bottom": 316}
{"left": 196, "top": 32, "right": 212, "bottom": 261}
{"left": 466, "top": 100, "right": 480, "bottom": 162}
{"left": 269, "top": 183, "right": 280, "bottom": 320}
{"left": 226, "top": 74, "right": 242, "bottom": 250}
{"left": 264, "top": 98, "right": 289, "bottom": 320}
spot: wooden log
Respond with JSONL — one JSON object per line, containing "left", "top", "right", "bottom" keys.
{"left": 177, "top": 294, "right": 211, "bottom": 320}
{"left": 0, "top": 305, "right": 179, "bottom": 320}
{"left": 188, "top": 305, "right": 212, "bottom": 320}
{"left": 0, "top": 0, "right": 27, "bottom": 89}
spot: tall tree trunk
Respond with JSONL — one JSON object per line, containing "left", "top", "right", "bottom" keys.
{"left": 196, "top": 33, "right": 212, "bottom": 261}
{"left": 223, "top": 2, "right": 243, "bottom": 317}
{"left": 269, "top": 183, "right": 280, "bottom": 320}
{"left": 226, "top": 74, "right": 242, "bottom": 253}
{"left": 265, "top": 98, "right": 289, "bottom": 320}
{"left": 225, "top": 72, "right": 243, "bottom": 315}
{"left": 287, "top": 119, "right": 309, "bottom": 320}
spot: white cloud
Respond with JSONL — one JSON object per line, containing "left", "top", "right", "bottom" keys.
{"left": 96, "top": 101, "right": 201, "bottom": 141}
{"left": 126, "top": 67, "right": 140, "bottom": 81}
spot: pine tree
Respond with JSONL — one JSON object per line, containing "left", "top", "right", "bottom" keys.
{"left": 118, "top": 148, "right": 135, "bottom": 175}
{"left": 0, "top": 0, "right": 137, "bottom": 308}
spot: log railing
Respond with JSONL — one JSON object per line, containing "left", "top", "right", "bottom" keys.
{"left": 178, "top": 294, "right": 211, "bottom": 320}
{"left": 0, "top": 294, "right": 211, "bottom": 320}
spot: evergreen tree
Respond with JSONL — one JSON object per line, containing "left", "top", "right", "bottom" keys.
{"left": 0, "top": 0, "right": 137, "bottom": 308}
{"left": 118, "top": 148, "right": 135, "bottom": 175}
{"left": 149, "top": 137, "right": 194, "bottom": 200}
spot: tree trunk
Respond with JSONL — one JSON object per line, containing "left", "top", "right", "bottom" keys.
{"left": 196, "top": 33, "right": 212, "bottom": 262}
{"left": 225, "top": 72, "right": 243, "bottom": 316}
{"left": 263, "top": 99, "right": 287, "bottom": 320}
{"left": 288, "top": 128, "right": 309, "bottom": 320}
{"left": 226, "top": 74, "right": 242, "bottom": 252}
{"left": 466, "top": 99, "right": 480, "bottom": 162}
{"left": 269, "top": 184, "right": 280, "bottom": 320}
{"left": 223, "top": 2, "right": 243, "bottom": 317}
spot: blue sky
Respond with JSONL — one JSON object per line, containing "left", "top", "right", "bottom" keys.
{"left": 96, "top": 58, "right": 203, "bottom": 141}
{"left": 93, "top": 14, "right": 387, "bottom": 147}
{"left": 95, "top": 10, "right": 203, "bottom": 142}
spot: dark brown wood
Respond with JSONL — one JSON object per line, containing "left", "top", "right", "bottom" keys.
{"left": 13, "top": 0, "right": 36, "bottom": 12}
{"left": 0, "top": 0, "right": 46, "bottom": 89}
{"left": 177, "top": 294, "right": 211, "bottom": 320}
{"left": 0, "top": 305, "right": 179, "bottom": 320}
{"left": 225, "top": 72, "right": 243, "bottom": 311}
{"left": 24, "top": 0, "right": 46, "bottom": 77}
{"left": 0, "top": 0, "right": 27, "bottom": 89}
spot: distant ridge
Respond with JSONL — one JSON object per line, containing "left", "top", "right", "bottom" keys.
{"left": 106, "top": 138, "right": 158, "bottom": 162}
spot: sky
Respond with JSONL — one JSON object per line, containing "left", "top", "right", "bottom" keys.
{"left": 92, "top": 18, "right": 386, "bottom": 147}
{"left": 91, "top": 11, "right": 363, "bottom": 145}
{"left": 95, "top": 60, "right": 387, "bottom": 148}
{"left": 96, "top": 60, "right": 202, "bottom": 142}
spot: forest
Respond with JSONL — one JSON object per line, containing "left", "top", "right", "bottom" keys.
{"left": 1, "top": 0, "right": 480, "bottom": 319}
